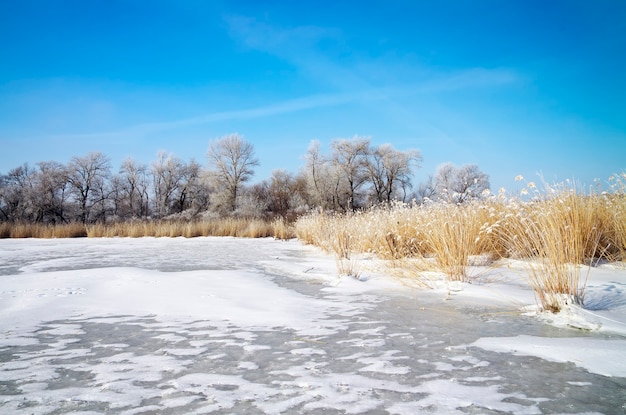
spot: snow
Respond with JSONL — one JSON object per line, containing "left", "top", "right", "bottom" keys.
{"left": 1, "top": 237, "right": 625, "bottom": 414}
{"left": 470, "top": 335, "right": 626, "bottom": 377}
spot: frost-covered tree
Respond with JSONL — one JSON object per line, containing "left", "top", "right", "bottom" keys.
{"left": 433, "top": 163, "right": 490, "bottom": 203}
{"left": 207, "top": 133, "right": 259, "bottom": 213}
{"left": 0, "top": 164, "right": 35, "bottom": 222}
{"left": 414, "top": 174, "right": 437, "bottom": 204}
{"left": 66, "top": 152, "right": 111, "bottom": 223}
{"left": 151, "top": 152, "right": 186, "bottom": 218}
{"left": 263, "top": 169, "right": 310, "bottom": 217}
{"left": 0, "top": 162, "right": 70, "bottom": 223}
{"left": 172, "top": 159, "right": 211, "bottom": 215}
{"left": 303, "top": 138, "right": 421, "bottom": 210}
{"left": 304, "top": 140, "right": 334, "bottom": 210}
{"left": 113, "top": 158, "right": 150, "bottom": 219}
{"left": 331, "top": 136, "right": 370, "bottom": 210}
{"left": 0, "top": 173, "right": 9, "bottom": 221}
{"left": 32, "top": 161, "right": 69, "bottom": 223}
{"left": 366, "top": 144, "right": 421, "bottom": 204}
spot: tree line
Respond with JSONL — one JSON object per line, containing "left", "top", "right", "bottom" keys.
{"left": 0, "top": 134, "right": 490, "bottom": 224}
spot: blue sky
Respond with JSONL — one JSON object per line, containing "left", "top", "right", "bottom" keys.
{"left": 1, "top": 0, "right": 625, "bottom": 192}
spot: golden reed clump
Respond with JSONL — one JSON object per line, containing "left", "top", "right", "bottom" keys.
{"left": 295, "top": 176, "right": 626, "bottom": 312}
{"left": 0, "top": 222, "right": 88, "bottom": 238}
{"left": 1, "top": 218, "right": 295, "bottom": 240}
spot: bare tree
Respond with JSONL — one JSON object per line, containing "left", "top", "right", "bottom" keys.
{"left": 32, "top": 161, "right": 69, "bottom": 223}
{"left": 454, "top": 164, "right": 490, "bottom": 203}
{"left": 366, "top": 144, "right": 421, "bottom": 204}
{"left": 0, "top": 164, "right": 35, "bottom": 222}
{"left": 304, "top": 140, "right": 334, "bottom": 210}
{"left": 172, "top": 159, "right": 211, "bottom": 215}
{"left": 433, "top": 163, "right": 490, "bottom": 203}
{"left": 189, "top": 169, "right": 214, "bottom": 215}
{"left": 414, "top": 174, "right": 437, "bottom": 204}
{"left": 289, "top": 172, "right": 311, "bottom": 214}
{"left": 151, "top": 152, "right": 186, "bottom": 218}
{"left": 248, "top": 180, "right": 270, "bottom": 217}
{"left": 303, "top": 140, "right": 323, "bottom": 207}
{"left": 265, "top": 170, "right": 291, "bottom": 216}
{"left": 0, "top": 173, "right": 9, "bottom": 221}
{"left": 109, "top": 175, "right": 124, "bottom": 218}
{"left": 331, "top": 136, "right": 370, "bottom": 210}
{"left": 0, "top": 162, "right": 69, "bottom": 223}
{"left": 265, "top": 169, "right": 307, "bottom": 216}
{"left": 433, "top": 163, "right": 455, "bottom": 202}
{"left": 66, "top": 152, "right": 112, "bottom": 223}
{"left": 113, "top": 158, "right": 150, "bottom": 219}
{"left": 207, "top": 133, "right": 259, "bottom": 212}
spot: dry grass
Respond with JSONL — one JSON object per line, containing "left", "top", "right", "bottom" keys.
{"left": 295, "top": 176, "right": 626, "bottom": 312}
{"left": 419, "top": 202, "right": 491, "bottom": 281}
{"left": 271, "top": 218, "right": 293, "bottom": 240}
{"left": 295, "top": 211, "right": 364, "bottom": 278}
{"left": 295, "top": 202, "right": 498, "bottom": 282}
{"left": 491, "top": 191, "right": 602, "bottom": 312}
{"left": 1, "top": 218, "right": 295, "bottom": 240}
{"left": 0, "top": 222, "right": 88, "bottom": 238}
{"left": 86, "top": 218, "right": 295, "bottom": 239}
{"left": 610, "top": 196, "right": 626, "bottom": 261}
{"left": 604, "top": 173, "right": 626, "bottom": 261}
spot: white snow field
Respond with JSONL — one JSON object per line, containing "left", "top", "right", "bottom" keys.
{"left": 1, "top": 237, "right": 625, "bottom": 414}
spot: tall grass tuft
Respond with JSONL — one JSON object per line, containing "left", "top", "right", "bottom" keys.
{"left": 604, "top": 173, "right": 626, "bottom": 261}
{"left": 420, "top": 202, "right": 490, "bottom": 281}
{"left": 491, "top": 187, "right": 602, "bottom": 312}
{"left": 0, "top": 222, "right": 10, "bottom": 238}
{"left": 272, "top": 217, "right": 295, "bottom": 240}
{"left": 295, "top": 211, "right": 362, "bottom": 278}
{"left": 295, "top": 202, "right": 496, "bottom": 281}
{"left": 611, "top": 197, "right": 626, "bottom": 261}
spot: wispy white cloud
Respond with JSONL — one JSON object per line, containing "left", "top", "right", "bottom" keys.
{"left": 224, "top": 14, "right": 523, "bottom": 91}
{"left": 416, "top": 67, "right": 523, "bottom": 92}
{"left": 43, "top": 16, "right": 522, "bottom": 141}
{"left": 221, "top": 13, "right": 524, "bottom": 150}
{"left": 43, "top": 89, "right": 381, "bottom": 140}
{"left": 44, "top": 67, "right": 521, "bottom": 141}
{"left": 224, "top": 15, "right": 339, "bottom": 59}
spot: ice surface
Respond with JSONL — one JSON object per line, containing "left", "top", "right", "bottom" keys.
{"left": 1, "top": 237, "right": 625, "bottom": 414}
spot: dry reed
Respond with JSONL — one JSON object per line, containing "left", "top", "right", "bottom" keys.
{"left": 2, "top": 218, "right": 295, "bottom": 240}
{"left": 419, "top": 202, "right": 489, "bottom": 281}
{"left": 491, "top": 191, "right": 602, "bottom": 312}
{"left": 295, "top": 211, "right": 363, "bottom": 278}
{"left": 0, "top": 222, "right": 88, "bottom": 238}
{"left": 295, "top": 176, "right": 626, "bottom": 312}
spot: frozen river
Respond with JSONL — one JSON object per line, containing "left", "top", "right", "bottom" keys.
{"left": 1, "top": 237, "right": 625, "bottom": 414}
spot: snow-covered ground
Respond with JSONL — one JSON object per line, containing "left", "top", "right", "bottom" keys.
{"left": 0, "top": 237, "right": 625, "bottom": 414}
